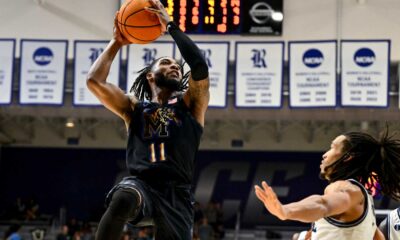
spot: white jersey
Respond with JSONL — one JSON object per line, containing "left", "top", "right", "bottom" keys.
{"left": 384, "top": 208, "right": 400, "bottom": 240}
{"left": 311, "top": 179, "right": 377, "bottom": 240}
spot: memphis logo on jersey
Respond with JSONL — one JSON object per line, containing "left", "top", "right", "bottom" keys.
{"left": 143, "top": 106, "right": 181, "bottom": 139}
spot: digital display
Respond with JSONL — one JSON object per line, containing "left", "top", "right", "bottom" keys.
{"left": 160, "top": 0, "right": 283, "bottom": 35}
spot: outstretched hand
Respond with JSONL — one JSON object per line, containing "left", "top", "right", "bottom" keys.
{"left": 254, "top": 181, "right": 288, "bottom": 220}
{"left": 113, "top": 12, "right": 131, "bottom": 46}
{"left": 145, "top": 0, "right": 171, "bottom": 33}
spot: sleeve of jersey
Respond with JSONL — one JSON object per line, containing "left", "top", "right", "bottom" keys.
{"left": 167, "top": 22, "right": 209, "bottom": 81}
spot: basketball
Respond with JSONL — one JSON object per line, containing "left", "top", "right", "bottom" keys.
{"left": 118, "top": 0, "right": 162, "bottom": 44}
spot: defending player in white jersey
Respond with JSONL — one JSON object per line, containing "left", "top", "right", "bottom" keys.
{"left": 255, "top": 129, "right": 400, "bottom": 240}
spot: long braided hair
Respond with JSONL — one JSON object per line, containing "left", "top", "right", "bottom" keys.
{"left": 129, "top": 57, "right": 190, "bottom": 101}
{"left": 326, "top": 127, "right": 400, "bottom": 200}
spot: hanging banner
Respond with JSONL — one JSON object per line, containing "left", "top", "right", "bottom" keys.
{"left": 235, "top": 42, "right": 284, "bottom": 108}
{"left": 74, "top": 41, "right": 121, "bottom": 106}
{"left": 0, "top": 39, "right": 15, "bottom": 105}
{"left": 341, "top": 40, "right": 390, "bottom": 107}
{"left": 175, "top": 42, "right": 229, "bottom": 108}
{"left": 289, "top": 41, "right": 337, "bottom": 108}
{"left": 19, "top": 39, "right": 68, "bottom": 105}
{"left": 126, "top": 42, "right": 175, "bottom": 94}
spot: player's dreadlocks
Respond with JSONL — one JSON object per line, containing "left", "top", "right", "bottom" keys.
{"left": 327, "top": 126, "right": 400, "bottom": 200}
{"left": 130, "top": 57, "right": 190, "bottom": 101}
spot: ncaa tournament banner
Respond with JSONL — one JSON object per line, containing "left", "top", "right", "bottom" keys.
{"left": 127, "top": 42, "right": 175, "bottom": 94}
{"left": 74, "top": 41, "right": 121, "bottom": 106}
{"left": 235, "top": 42, "right": 284, "bottom": 108}
{"left": 341, "top": 40, "right": 390, "bottom": 107}
{"left": 175, "top": 42, "right": 229, "bottom": 108}
{"left": 19, "top": 39, "right": 68, "bottom": 105}
{"left": 289, "top": 41, "right": 337, "bottom": 108}
{"left": 0, "top": 39, "right": 15, "bottom": 104}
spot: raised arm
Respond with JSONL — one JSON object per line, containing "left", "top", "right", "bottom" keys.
{"left": 254, "top": 180, "right": 363, "bottom": 223}
{"left": 86, "top": 13, "right": 136, "bottom": 123}
{"left": 146, "top": 0, "right": 210, "bottom": 127}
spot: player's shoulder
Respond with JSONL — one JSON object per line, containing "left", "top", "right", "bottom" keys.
{"left": 325, "top": 180, "right": 362, "bottom": 195}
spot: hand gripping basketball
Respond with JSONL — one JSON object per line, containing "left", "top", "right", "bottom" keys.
{"left": 144, "top": 0, "right": 171, "bottom": 33}
{"left": 113, "top": 12, "right": 131, "bottom": 46}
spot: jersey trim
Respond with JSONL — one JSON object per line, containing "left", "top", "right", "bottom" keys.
{"left": 324, "top": 179, "right": 369, "bottom": 228}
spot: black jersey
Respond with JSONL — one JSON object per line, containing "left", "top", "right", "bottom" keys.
{"left": 126, "top": 96, "right": 203, "bottom": 184}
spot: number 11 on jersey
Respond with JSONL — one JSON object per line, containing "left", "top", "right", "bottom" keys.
{"left": 149, "top": 142, "right": 166, "bottom": 163}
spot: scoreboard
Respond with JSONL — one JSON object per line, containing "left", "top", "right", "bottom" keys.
{"left": 161, "top": 0, "right": 240, "bottom": 34}
{"left": 160, "top": 0, "right": 283, "bottom": 35}
{"left": 121, "top": 0, "right": 285, "bottom": 35}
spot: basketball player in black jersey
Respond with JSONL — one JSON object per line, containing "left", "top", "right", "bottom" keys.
{"left": 86, "top": 0, "right": 209, "bottom": 239}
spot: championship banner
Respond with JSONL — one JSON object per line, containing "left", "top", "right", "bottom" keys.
{"left": 235, "top": 42, "right": 284, "bottom": 108}
{"left": 289, "top": 41, "right": 337, "bottom": 108}
{"left": 175, "top": 42, "right": 229, "bottom": 108}
{"left": 126, "top": 42, "right": 175, "bottom": 94}
{"left": 0, "top": 39, "right": 15, "bottom": 105}
{"left": 19, "top": 40, "right": 68, "bottom": 105}
{"left": 341, "top": 40, "right": 390, "bottom": 107}
{"left": 74, "top": 41, "right": 121, "bottom": 106}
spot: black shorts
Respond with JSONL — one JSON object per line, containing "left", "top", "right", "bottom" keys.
{"left": 105, "top": 177, "right": 194, "bottom": 240}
